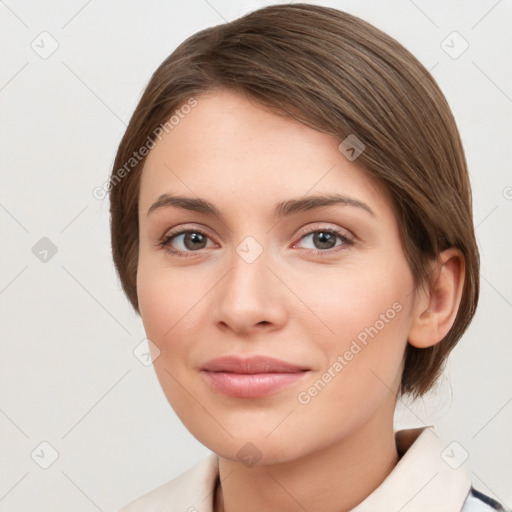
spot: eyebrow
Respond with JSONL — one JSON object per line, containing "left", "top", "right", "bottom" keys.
{"left": 147, "top": 192, "right": 375, "bottom": 219}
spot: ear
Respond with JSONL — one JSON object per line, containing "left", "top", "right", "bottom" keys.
{"left": 408, "top": 248, "right": 465, "bottom": 349}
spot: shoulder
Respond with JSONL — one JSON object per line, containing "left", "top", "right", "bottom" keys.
{"left": 462, "top": 487, "right": 511, "bottom": 512}
{"left": 115, "top": 452, "right": 219, "bottom": 512}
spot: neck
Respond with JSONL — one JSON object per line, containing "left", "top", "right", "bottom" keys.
{"left": 214, "top": 414, "right": 399, "bottom": 512}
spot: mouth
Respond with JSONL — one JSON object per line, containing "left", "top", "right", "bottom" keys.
{"left": 200, "top": 354, "right": 310, "bottom": 398}
{"left": 200, "top": 370, "right": 310, "bottom": 398}
{"left": 200, "top": 354, "right": 309, "bottom": 374}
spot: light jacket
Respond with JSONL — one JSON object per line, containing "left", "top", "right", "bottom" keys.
{"left": 117, "top": 425, "right": 510, "bottom": 511}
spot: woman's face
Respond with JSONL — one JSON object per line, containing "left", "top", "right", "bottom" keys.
{"left": 137, "top": 88, "right": 417, "bottom": 463}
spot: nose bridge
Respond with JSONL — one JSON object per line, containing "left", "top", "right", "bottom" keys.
{"left": 213, "top": 234, "right": 286, "bottom": 332}
{"left": 225, "top": 235, "right": 271, "bottom": 307}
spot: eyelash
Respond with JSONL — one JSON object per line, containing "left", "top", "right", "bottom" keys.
{"left": 156, "top": 225, "right": 355, "bottom": 258}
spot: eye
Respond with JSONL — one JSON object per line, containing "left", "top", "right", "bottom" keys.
{"left": 157, "top": 228, "right": 215, "bottom": 256}
{"left": 293, "top": 227, "right": 354, "bottom": 255}
{"left": 156, "top": 225, "right": 354, "bottom": 258}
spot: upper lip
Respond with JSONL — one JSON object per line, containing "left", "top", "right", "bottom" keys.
{"left": 200, "top": 355, "right": 309, "bottom": 374}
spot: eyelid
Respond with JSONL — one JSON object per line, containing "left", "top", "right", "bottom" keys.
{"left": 156, "top": 222, "right": 356, "bottom": 256}
{"left": 156, "top": 224, "right": 217, "bottom": 249}
{"left": 158, "top": 222, "right": 214, "bottom": 240}
{"left": 292, "top": 222, "right": 354, "bottom": 245}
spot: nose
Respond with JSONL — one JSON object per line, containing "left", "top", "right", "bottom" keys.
{"left": 211, "top": 244, "right": 288, "bottom": 336}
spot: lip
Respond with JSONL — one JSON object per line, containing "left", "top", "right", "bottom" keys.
{"left": 200, "top": 354, "right": 309, "bottom": 373}
{"left": 200, "top": 355, "right": 310, "bottom": 398}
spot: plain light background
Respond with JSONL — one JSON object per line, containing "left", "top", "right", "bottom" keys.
{"left": 0, "top": 1, "right": 511, "bottom": 511}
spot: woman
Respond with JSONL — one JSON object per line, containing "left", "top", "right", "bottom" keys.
{"left": 109, "top": 4, "right": 509, "bottom": 511}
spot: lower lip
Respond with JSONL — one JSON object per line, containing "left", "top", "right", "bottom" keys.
{"left": 201, "top": 370, "right": 310, "bottom": 398}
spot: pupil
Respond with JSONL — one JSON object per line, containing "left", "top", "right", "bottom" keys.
{"left": 185, "top": 232, "right": 206, "bottom": 250}
{"left": 314, "top": 232, "right": 335, "bottom": 249}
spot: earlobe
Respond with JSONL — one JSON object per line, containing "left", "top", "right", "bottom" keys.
{"left": 408, "top": 248, "right": 465, "bottom": 349}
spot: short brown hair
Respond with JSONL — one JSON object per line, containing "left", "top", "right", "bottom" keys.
{"left": 109, "top": 3, "right": 479, "bottom": 399}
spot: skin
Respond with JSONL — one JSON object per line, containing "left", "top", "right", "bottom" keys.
{"left": 136, "top": 88, "right": 464, "bottom": 512}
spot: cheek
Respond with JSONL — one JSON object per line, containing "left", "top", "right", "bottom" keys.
{"left": 301, "top": 258, "right": 410, "bottom": 339}
{"left": 136, "top": 260, "right": 214, "bottom": 362}
{"left": 292, "top": 273, "right": 411, "bottom": 434}
{"left": 136, "top": 261, "right": 186, "bottom": 352}
{"left": 136, "top": 262, "right": 203, "bottom": 411}
{"left": 137, "top": 268, "right": 168, "bottom": 344}
{"left": 307, "top": 260, "right": 413, "bottom": 386}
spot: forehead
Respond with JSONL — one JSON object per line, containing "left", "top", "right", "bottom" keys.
{"left": 138, "top": 89, "right": 393, "bottom": 221}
